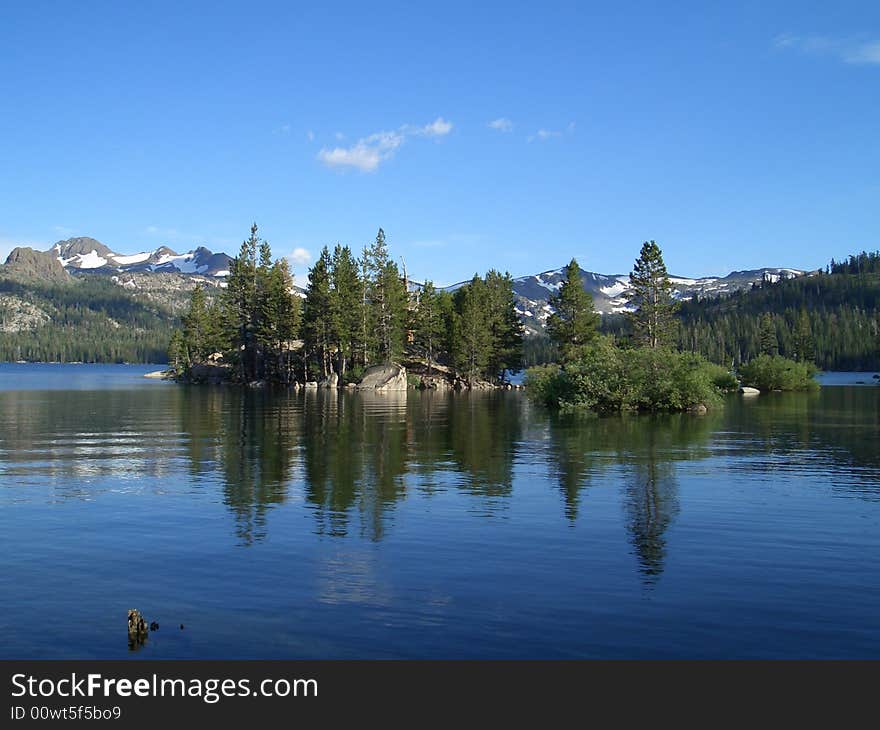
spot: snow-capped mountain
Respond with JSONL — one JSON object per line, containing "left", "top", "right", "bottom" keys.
{"left": 49, "top": 237, "right": 232, "bottom": 277}
{"left": 502, "top": 266, "right": 805, "bottom": 334}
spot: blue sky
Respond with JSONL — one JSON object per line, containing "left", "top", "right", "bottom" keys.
{"left": 1, "top": 1, "right": 878, "bottom": 285}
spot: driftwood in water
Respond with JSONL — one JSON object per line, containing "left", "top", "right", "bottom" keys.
{"left": 128, "top": 609, "right": 148, "bottom": 649}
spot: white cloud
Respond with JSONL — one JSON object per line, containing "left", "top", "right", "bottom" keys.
{"left": 417, "top": 117, "right": 453, "bottom": 137}
{"left": 528, "top": 128, "right": 561, "bottom": 142}
{"left": 774, "top": 33, "right": 880, "bottom": 65}
{"left": 488, "top": 117, "right": 513, "bottom": 133}
{"left": 288, "top": 247, "right": 313, "bottom": 268}
{"left": 318, "top": 117, "right": 452, "bottom": 172}
{"left": 335, "top": 131, "right": 345, "bottom": 140}
{"left": 528, "top": 122, "right": 576, "bottom": 142}
{"left": 306, "top": 129, "right": 315, "bottom": 141}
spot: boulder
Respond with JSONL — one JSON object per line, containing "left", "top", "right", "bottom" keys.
{"left": 304, "top": 381, "right": 319, "bottom": 389}
{"left": 739, "top": 386, "right": 760, "bottom": 395}
{"left": 688, "top": 403, "right": 708, "bottom": 415}
{"left": 357, "top": 364, "right": 408, "bottom": 391}
{"left": 143, "top": 370, "right": 171, "bottom": 379}
{"left": 321, "top": 372, "right": 339, "bottom": 389}
{"left": 188, "top": 363, "right": 231, "bottom": 384}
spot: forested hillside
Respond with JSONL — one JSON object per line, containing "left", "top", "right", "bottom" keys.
{"left": 0, "top": 272, "right": 206, "bottom": 363}
{"left": 676, "top": 252, "right": 880, "bottom": 370}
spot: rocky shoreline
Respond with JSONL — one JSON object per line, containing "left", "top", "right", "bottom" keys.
{"left": 158, "top": 362, "right": 525, "bottom": 391}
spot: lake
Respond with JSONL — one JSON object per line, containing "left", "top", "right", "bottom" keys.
{"left": 0, "top": 363, "right": 878, "bottom": 659}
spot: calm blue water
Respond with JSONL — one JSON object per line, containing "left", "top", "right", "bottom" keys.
{"left": 0, "top": 364, "right": 878, "bottom": 659}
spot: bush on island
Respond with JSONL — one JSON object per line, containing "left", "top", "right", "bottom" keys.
{"left": 738, "top": 354, "right": 818, "bottom": 392}
{"left": 525, "top": 337, "right": 728, "bottom": 414}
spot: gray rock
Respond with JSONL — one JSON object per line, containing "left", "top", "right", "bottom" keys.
{"left": 304, "top": 381, "right": 319, "bottom": 388}
{"left": 143, "top": 370, "right": 171, "bottom": 379}
{"left": 188, "top": 363, "right": 231, "bottom": 384}
{"left": 357, "top": 364, "right": 408, "bottom": 391}
{"left": 739, "top": 386, "right": 760, "bottom": 395}
{"left": 321, "top": 372, "right": 339, "bottom": 389}
{"left": 688, "top": 403, "right": 708, "bottom": 415}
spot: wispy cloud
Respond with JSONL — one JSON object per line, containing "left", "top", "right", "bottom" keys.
{"left": 273, "top": 124, "right": 291, "bottom": 136}
{"left": 306, "top": 129, "right": 315, "bottom": 142}
{"left": 318, "top": 117, "right": 453, "bottom": 172}
{"left": 774, "top": 33, "right": 880, "bottom": 65}
{"left": 528, "top": 122, "right": 575, "bottom": 143}
{"left": 288, "top": 247, "right": 313, "bottom": 268}
{"left": 487, "top": 117, "right": 514, "bottom": 133}
{"left": 52, "top": 225, "right": 74, "bottom": 237}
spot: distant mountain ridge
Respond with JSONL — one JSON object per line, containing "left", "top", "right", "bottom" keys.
{"left": 447, "top": 266, "right": 807, "bottom": 334}
{"left": 2, "top": 236, "right": 807, "bottom": 337}
{"left": 3, "top": 237, "right": 233, "bottom": 278}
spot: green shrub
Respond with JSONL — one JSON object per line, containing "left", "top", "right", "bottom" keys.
{"left": 703, "top": 362, "right": 739, "bottom": 391}
{"left": 526, "top": 339, "right": 725, "bottom": 414}
{"left": 738, "top": 355, "right": 818, "bottom": 392}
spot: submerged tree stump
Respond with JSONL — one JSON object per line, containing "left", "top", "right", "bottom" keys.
{"left": 128, "top": 609, "right": 148, "bottom": 649}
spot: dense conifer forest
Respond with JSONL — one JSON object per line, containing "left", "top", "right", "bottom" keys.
{"left": 168, "top": 226, "right": 525, "bottom": 385}
{"left": 2, "top": 235, "right": 878, "bottom": 372}
{"left": 676, "top": 251, "right": 880, "bottom": 370}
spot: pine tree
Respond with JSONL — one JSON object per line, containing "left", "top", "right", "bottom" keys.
{"left": 628, "top": 241, "right": 677, "bottom": 349}
{"left": 330, "top": 244, "right": 362, "bottom": 378}
{"left": 413, "top": 281, "right": 446, "bottom": 374}
{"left": 759, "top": 312, "right": 778, "bottom": 356}
{"left": 181, "top": 284, "right": 213, "bottom": 364}
{"left": 484, "top": 269, "right": 525, "bottom": 382}
{"left": 792, "top": 309, "right": 814, "bottom": 363}
{"left": 222, "top": 223, "right": 260, "bottom": 380}
{"left": 302, "top": 246, "right": 334, "bottom": 379}
{"left": 167, "top": 329, "right": 187, "bottom": 374}
{"left": 258, "top": 258, "right": 300, "bottom": 381}
{"left": 358, "top": 244, "right": 373, "bottom": 368}
{"left": 546, "top": 258, "right": 599, "bottom": 362}
{"left": 452, "top": 275, "right": 492, "bottom": 384}
{"left": 365, "top": 228, "right": 407, "bottom": 363}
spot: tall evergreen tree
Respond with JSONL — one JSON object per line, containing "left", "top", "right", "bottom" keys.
{"left": 221, "top": 224, "right": 261, "bottom": 380}
{"left": 792, "top": 309, "right": 814, "bottom": 363}
{"left": 302, "top": 246, "right": 334, "bottom": 379}
{"left": 167, "top": 328, "right": 187, "bottom": 374}
{"left": 181, "top": 284, "right": 213, "bottom": 365}
{"left": 451, "top": 275, "right": 492, "bottom": 384}
{"left": 258, "top": 258, "right": 300, "bottom": 381}
{"left": 546, "top": 258, "right": 599, "bottom": 362}
{"left": 484, "top": 269, "right": 525, "bottom": 382}
{"left": 330, "top": 244, "right": 363, "bottom": 378}
{"left": 628, "top": 240, "right": 677, "bottom": 349}
{"left": 365, "top": 228, "right": 407, "bottom": 363}
{"left": 358, "top": 244, "right": 373, "bottom": 368}
{"left": 413, "top": 281, "right": 446, "bottom": 374}
{"left": 759, "top": 312, "right": 779, "bottom": 356}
